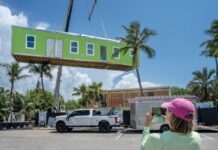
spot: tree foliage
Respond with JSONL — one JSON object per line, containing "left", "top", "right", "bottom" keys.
{"left": 25, "top": 89, "right": 54, "bottom": 111}
{"left": 28, "top": 63, "right": 54, "bottom": 91}
{"left": 0, "top": 87, "right": 10, "bottom": 121}
{"left": 187, "top": 67, "right": 216, "bottom": 101}
{"left": 170, "top": 86, "right": 191, "bottom": 95}
{"left": 0, "top": 63, "right": 30, "bottom": 122}
{"left": 72, "top": 82, "right": 104, "bottom": 107}
{"left": 65, "top": 100, "right": 80, "bottom": 110}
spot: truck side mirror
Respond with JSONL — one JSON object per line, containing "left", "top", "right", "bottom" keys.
{"left": 67, "top": 114, "right": 73, "bottom": 120}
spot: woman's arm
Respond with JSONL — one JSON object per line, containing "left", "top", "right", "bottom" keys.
{"left": 141, "top": 113, "right": 154, "bottom": 150}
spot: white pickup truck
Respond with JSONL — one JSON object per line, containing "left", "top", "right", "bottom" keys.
{"left": 55, "top": 109, "right": 120, "bottom": 133}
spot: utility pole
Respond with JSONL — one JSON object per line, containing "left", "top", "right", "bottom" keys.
{"left": 54, "top": 0, "right": 74, "bottom": 112}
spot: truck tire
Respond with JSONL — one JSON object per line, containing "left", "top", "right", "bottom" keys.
{"left": 99, "top": 122, "right": 111, "bottom": 133}
{"left": 20, "top": 124, "right": 24, "bottom": 128}
{"left": 0, "top": 124, "right": 3, "bottom": 130}
{"left": 160, "top": 124, "right": 169, "bottom": 133}
{"left": 66, "top": 127, "right": 73, "bottom": 132}
{"left": 12, "top": 124, "right": 17, "bottom": 129}
{"left": 56, "top": 122, "right": 66, "bottom": 133}
{"left": 5, "top": 124, "right": 11, "bottom": 129}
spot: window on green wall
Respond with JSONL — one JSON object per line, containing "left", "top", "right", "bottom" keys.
{"left": 26, "top": 35, "right": 36, "bottom": 49}
{"left": 113, "top": 47, "right": 120, "bottom": 59}
{"left": 70, "top": 41, "right": 79, "bottom": 54}
{"left": 86, "top": 43, "right": 94, "bottom": 56}
{"left": 100, "top": 46, "right": 107, "bottom": 61}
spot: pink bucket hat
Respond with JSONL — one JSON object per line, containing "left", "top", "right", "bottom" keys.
{"left": 161, "top": 98, "right": 195, "bottom": 121}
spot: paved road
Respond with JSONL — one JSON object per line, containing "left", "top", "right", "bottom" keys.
{"left": 0, "top": 128, "right": 218, "bottom": 150}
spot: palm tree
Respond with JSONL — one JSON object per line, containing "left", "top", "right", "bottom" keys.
{"left": 187, "top": 67, "right": 215, "bottom": 101}
{"left": 0, "top": 88, "right": 10, "bottom": 122}
{"left": 0, "top": 63, "right": 30, "bottom": 122}
{"left": 88, "top": 82, "right": 104, "bottom": 105}
{"left": 72, "top": 84, "right": 89, "bottom": 107}
{"left": 21, "top": 98, "right": 34, "bottom": 121}
{"left": 200, "top": 43, "right": 218, "bottom": 77}
{"left": 28, "top": 63, "right": 53, "bottom": 92}
{"left": 0, "top": 87, "right": 4, "bottom": 94}
{"left": 12, "top": 92, "right": 26, "bottom": 113}
{"left": 113, "top": 21, "right": 157, "bottom": 96}
{"left": 201, "top": 20, "right": 218, "bottom": 77}
{"left": 78, "top": 98, "right": 87, "bottom": 108}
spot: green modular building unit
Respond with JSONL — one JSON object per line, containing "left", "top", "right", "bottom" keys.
{"left": 12, "top": 26, "right": 138, "bottom": 71}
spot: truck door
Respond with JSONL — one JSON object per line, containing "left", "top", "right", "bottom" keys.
{"left": 66, "top": 111, "right": 79, "bottom": 126}
{"left": 69, "top": 110, "right": 91, "bottom": 126}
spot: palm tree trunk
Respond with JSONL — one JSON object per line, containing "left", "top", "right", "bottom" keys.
{"left": 41, "top": 74, "right": 44, "bottom": 92}
{"left": 204, "top": 86, "right": 208, "bottom": 101}
{"left": 9, "top": 81, "right": 14, "bottom": 122}
{"left": 215, "top": 57, "right": 218, "bottom": 100}
{"left": 136, "top": 67, "right": 144, "bottom": 96}
{"left": 215, "top": 57, "right": 218, "bottom": 78}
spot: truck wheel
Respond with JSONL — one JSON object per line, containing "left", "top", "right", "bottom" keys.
{"left": 56, "top": 122, "right": 66, "bottom": 133}
{"left": 160, "top": 124, "right": 169, "bottom": 133}
{"left": 12, "top": 125, "right": 17, "bottom": 129}
{"left": 0, "top": 124, "right": 3, "bottom": 130}
{"left": 5, "top": 124, "right": 11, "bottom": 129}
{"left": 20, "top": 124, "right": 24, "bottom": 128}
{"left": 66, "top": 127, "right": 73, "bottom": 132}
{"left": 99, "top": 122, "right": 111, "bottom": 133}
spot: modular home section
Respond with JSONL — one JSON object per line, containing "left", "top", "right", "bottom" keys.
{"left": 11, "top": 26, "right": 137, "bottom": 71}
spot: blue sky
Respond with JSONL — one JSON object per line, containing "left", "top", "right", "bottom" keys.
{"left": 0, "top": 0, "right": 217, "bottom": 99}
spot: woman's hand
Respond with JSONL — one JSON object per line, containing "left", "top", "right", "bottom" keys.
{"left": 145, "top": 113, "right": 154, "bottom": 127}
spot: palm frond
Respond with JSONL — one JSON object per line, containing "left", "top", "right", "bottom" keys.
{"left": 112, "top": 46, "right": 131, "bottom": 58}
{"left": 17, "top": 75, "right": 31, "bottom": 80}
{"left": 140, "top": 45, "right": 156, "bottom": 58}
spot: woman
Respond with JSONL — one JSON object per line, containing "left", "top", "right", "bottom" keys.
{"left": 141, "top": 98, "right": 201, "bottom": 150}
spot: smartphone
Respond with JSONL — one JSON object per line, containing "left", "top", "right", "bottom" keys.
{"left": 152, "top": 107, "right": 166, "bottom": 116}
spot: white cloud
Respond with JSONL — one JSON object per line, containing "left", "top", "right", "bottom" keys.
{"left": 0, "top": 5, "right": 28, "bottom": 64}
{"left": 0, "top": 5, "right": 29, "bottom": 91}
{"left": 75, "top": 68, "right": 124, "bottom": 90}
{"left": 43, "top": 67, "right": 124, "bottom": 100}
{"left": 35, "top": 22, "right": 49, "bottom": 30}
{"left": 114, "top": 73, "right": 161, "bottom": 89}
{"left": 60, "top": 68, "right": 92, "bottom": 100}
{"left": 0, "top": 5, "right": 162, "bottom": 101}
{"left": 0, "top": 6, "right": 28, "bottom": 28}
{"left": 142, "top": 81, "right": 161, "bottom": 87}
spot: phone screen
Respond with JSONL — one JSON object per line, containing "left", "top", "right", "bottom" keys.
{"left": 152, "top": 107, "right": 166, "bottom": 116}
{"left": 152, "top": 107, "right": 161, "bottom": 116}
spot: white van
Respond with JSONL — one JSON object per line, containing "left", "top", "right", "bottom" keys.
{"left": 128, "top": 96, "right": 197, "bottom": 132}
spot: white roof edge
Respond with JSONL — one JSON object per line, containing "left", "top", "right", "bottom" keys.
{"left": 13, "top": 25, "right": 121, "bottom": 43}
{"left": 104, "top": 86, "right": 171, "bottom": 92}
{"left": 128, "top": 95, "right": 197, "bottom": 103}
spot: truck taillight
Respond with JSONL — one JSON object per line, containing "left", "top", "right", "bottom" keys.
{"left": 115, "top": 116, "right": 118, "bottom": 124}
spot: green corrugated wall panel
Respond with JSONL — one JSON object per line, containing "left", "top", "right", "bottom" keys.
{"left": 12, "top": 26, "right": 138, "bottom": 66}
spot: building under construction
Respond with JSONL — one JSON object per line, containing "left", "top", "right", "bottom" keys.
{"left": 102, "top": 86, "right": 171, "bottom": 107}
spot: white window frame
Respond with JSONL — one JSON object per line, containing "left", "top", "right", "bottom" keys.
{"left": 70, "top": 40, "right": 79, "bottom": 54}
{"left": 113, "top": 46, "right": 120, "bottom": 59}
{"left": 86, "top": 43, "right": 94, "bottom": 56}
{"left": 129, "top": 48, "right": 134, "bottom": 57}
{"left": 25, "top": 34, "right": 36, "bottom": 49}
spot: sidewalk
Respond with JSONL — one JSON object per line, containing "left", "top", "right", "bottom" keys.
{"left": 197, "top": 125, "right": 218, "bottom": 131}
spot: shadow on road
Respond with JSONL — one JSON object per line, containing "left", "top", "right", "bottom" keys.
{"left": 48, "top": 127, "right": 218, "bottom": 134}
